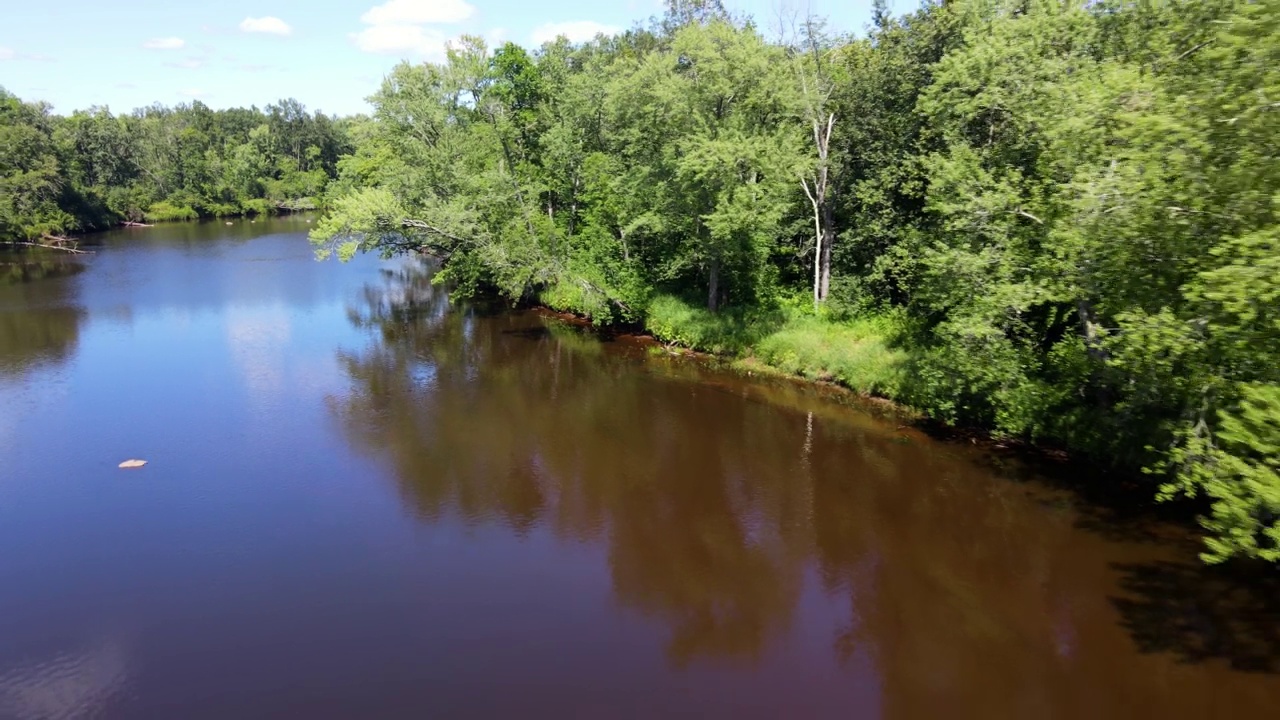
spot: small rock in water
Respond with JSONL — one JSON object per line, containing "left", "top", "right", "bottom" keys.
{"left": 118, "top": 459, "right": 148, "bottom": 469}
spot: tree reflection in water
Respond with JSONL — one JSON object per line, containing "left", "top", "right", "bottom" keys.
{"left": 329, "top": 258, "right": 1280, "bottom": 718}
{"left": 0, "top": 254, "right": 87, "bottom": 380}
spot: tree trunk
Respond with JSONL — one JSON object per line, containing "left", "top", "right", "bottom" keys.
{"left": 569, "top": 176, "right": 580, "bottom": 237}
{"left": 802, "top": 178, "right": 823, "bottom": 308}
{"left": 1077, "top": 299, "right": 1108, "bottom": 363}
{"left": 819, "top": 203, "right": 835, "bottom": 301}
{"left": 801, "top": 113, "right": 836, "bottom": 307}
{"left": 812, "top": 215, "right": 822, "bottom": 307}
{"left": 1076, "top": 298, "right": 1113, "bottom": 411}
{"left": 707, "top": 259, "right": 720, "bottom": 312}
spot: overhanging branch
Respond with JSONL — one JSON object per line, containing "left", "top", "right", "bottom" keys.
{"left": 400, "top": 218, "right": 468, "bottom": 244}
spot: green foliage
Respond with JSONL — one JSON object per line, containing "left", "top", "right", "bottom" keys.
{"left": 644, "top": 293, "right": 906, "bottom": 395}
{"left": 239, "top": 197, "right": 274, "bottom": 216}
{"left": 0, "top": 90, "right": 353, "bottom": 238}
{"left": 143, "top": 200, "right": 198, "bottom": 223}
{"left": 315, "top": 20, "right": 803, "bottom": 315}
{"left": 0, "top": 88, "right": 77, "bottom": 239}
{"left": 310, "top": 186, "right": 419, "bottom": 261}
{"left": 753, "top": 314, "right": 906, "bottom": 396}
{"left": 1163, "top": 384, "right": 1280, "bottom": 563}
{"left": 644, "top": 294, "right": 783, "bottom": 354}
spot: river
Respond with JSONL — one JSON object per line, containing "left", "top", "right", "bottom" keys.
{"left": 1, "top": 217, "right": 1277, "bottom": 719}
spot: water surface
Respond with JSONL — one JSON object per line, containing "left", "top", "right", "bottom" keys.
{"left": 1, "top": 218, "right": 1277, "bottom": 718}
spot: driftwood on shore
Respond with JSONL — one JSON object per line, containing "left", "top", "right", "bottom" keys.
{"left": 122, "top": 221, "right": 154, "bottom": 227}
{"left": 2, "top": 234, "right": 93, "bottom": 254}
{"left": 276, "top": 198, "right": 318, "bottom": 212}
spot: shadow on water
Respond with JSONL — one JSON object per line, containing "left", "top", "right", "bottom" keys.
{"left": 1, "top": 254, "right": 86, "bottom": 285}
{"left": 872, "top": 425, "right": 1280, "bottom": 679}
{"left": 0, "top": 253, "right": 87, "bottom": 378}
{"left": 926, "top": 417, "right": 1280, "bottom": 674}
{"left": 501, "top": 326, "right": 553, "bottom": 340}
{"left": 912, "top": 424, "right": 1187, "bottom": 544}
{"left": 1110, "top": 559, "right": 1280, "bottom": 673}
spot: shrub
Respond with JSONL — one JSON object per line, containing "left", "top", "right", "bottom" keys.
{"left": 644, "top": 294, "right": 782, "bottom": 354}
{"left": 753, "top": 314, "right": 907, "bottom": 396}
{"left": 643, "top": 295, "right": 909, "bottom": 397}
{"left": 143, "top": 201, "right": 198, "bottom": 223}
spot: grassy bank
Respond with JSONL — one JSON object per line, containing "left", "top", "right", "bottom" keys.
{"left": 143, "top": 197, "right": 316, "bottom": 223}
{"left": 643, "top": 294, "right": 911, "bottom": 400}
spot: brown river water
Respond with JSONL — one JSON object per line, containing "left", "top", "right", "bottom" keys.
{"left": 1, "top": 217, "right": 1278, "bottom": 718}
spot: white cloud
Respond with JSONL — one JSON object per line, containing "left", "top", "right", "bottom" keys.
{"left": 352, "top": 23, "right": 449, "bottom": 59}
{"left": 360, "top": 0, "right": 474, "bottom": 25}
{"left": 239, "top": 16, "right": 293, "bottom": 36}
{"left": 165, "top": 57, "right": 206, "bottom": 70}
{"left": 0, "top": 45, "right": 54, "bottom": 62}
{"left": 352, "top": 0, "right": 490, "bottom": 60}
{"left": 178, "top": 88, "right": 208, "bottom": 98}
{"left": 143, "top": 37, "right": 185, "bottom": 50}
{"left": 486, "top": 27, "right": 508, "bottom": 47}
{"left": 530, "top": 21, "right": 619, "bottom": 45}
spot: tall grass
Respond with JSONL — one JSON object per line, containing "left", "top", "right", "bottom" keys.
{"left": 143, "top": 201, "right": 198, "bottom": 223}
{"left": 644, "top": 294, "right": 783, "bottom": 354}
{"left": 753, "top": 314, "right": 906, "bottom": 396}
{"left": 644, "top": 294, "right": 910, "bottom": 398}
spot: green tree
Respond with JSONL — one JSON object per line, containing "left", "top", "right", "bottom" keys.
{"left": 0, "top": 88, "right": 75, "bottom": 240}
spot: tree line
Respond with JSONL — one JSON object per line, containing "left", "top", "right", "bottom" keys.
{"left": 0, "top": 91, "right": 352, "bottom": 240}
{"left": 313, "top": 0, "right": 1279, "bottom": 563}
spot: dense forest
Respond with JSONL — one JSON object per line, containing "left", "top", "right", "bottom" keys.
{"left": 4, "top": 0, "right": 1277, "bottom": 564}
{"left": 0, "top": 91, "right": 351, "bottom": 238}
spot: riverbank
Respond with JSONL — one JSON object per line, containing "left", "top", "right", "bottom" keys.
{"left": 546, "top": 291, "right": 1187, "bottom": 473}
{"left": 532, "top": 291, "right": 1232, "bottom": 541}
{"left": 539, "top": 292, "right": 996, "bottom": 439}
{"left": 643, "top": 295, "right": 908, "bottom": 396}
{"left": 545, "top": 291, "right": 917, "bottom": 414}
{"left": 536, "top": 292, "right": 1229, "bottom": 549}
{"left": 142, "top": 197, "right": 318, "bottom": 223}
{"left": 2, "top": 208, "right": 319, "bottom": 258}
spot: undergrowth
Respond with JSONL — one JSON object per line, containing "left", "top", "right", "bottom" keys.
{"left": 644, "top": 294, "right": 911, "bottom": 398}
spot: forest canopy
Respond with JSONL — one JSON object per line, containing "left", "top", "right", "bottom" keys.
{"left": 0, "top": 92, "right": 352, "bottom": 238}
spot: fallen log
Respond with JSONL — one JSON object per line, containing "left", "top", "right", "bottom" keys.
{"left": 276, "top": 198, "right": 317, "bottom": 211}
{"left": 1, "top": 235, "right": 93, "bottom": 254}
{"left": 122, "top": 221, "right": 154, "bottom": 227}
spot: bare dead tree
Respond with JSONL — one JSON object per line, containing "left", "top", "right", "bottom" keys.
{"left": 791, "top": 14, "right": 838, "bottom": 306}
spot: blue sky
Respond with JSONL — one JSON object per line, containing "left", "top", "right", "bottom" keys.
{"left": 0, "top": 0, "right": 880, "bottom": 116}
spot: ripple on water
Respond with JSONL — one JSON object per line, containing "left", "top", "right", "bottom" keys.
{"left": 0, "top": 638, "right": 130, "bottom": 720}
